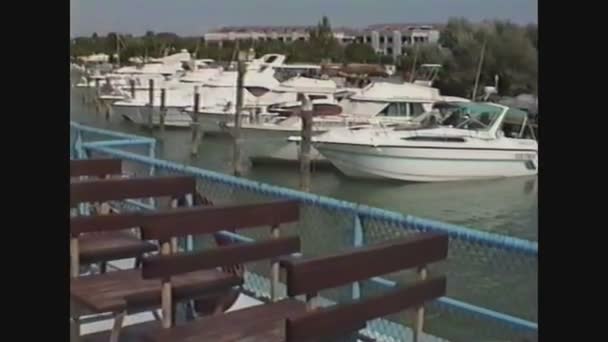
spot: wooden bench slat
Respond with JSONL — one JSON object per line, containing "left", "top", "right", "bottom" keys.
{"left": 71, "top": 212, "right": 146, "bottom": 236}
{"left": 71, "top": 269, "right": 242, "bottom": 313}
{"left": 70, "top": 175, "right": 196, "bottom": 206}
{"left": 285, "top": 276, "right": 447, "bottom": 342}
{"left": 142, "top": 201, "right": 300, "bottom": 240}
{"left": 80, "top": 299, "right": 306, "bottom": 342}
{"left": 151, "top": 299, "right": 305, "bottom": 342}
{"left": 70, "top": 159, "right": 122, "bottom": 178}
{"left": 79, "top": 232, "right": 157, "bottom": 264}
{"left": 71, "top": 201, "right": 298, "bottom": 236}
{"left": 282, "top": 232, "right": 448, "bottom": 297}
{"left": 142, "top": 236, "right": 301, "bottom": 279}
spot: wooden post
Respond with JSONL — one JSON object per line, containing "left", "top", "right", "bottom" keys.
{"left": 413, "top": 266, "right": 428, "bottom": 342}
{"left": 70, "top": 301, "right": 81, "bottom": 342}
{"left": 94, "top": 78, "right": 101, "bottom": 113}
{"left": 160, "top": 88, "right": 166, "bottom": 134}
{"left": 299, "top": 93, "right": 313, "bottom": 192}
{"left": 105, "top": 76, "right": 112, "bottom": 120}
{"left": 171, "top": 237, "right": 179, "bottom": 254}
{"left": 190, "top": 86, "right": 199, "bottom": 142}
{"left": 305, "top": 293, "right": 316, "bottom": 311}
{"left": 82, "top": 75, "right": 89, "bottom": 104}
{"left": 109, "top": 311, "right": 125, "bottom": 342}
{"left": 190, "top": 88, "right": 202, "bottom": 156}
{"left": 160, "top": 240, "right": 172, "bottom": 329}
{"left": 129, "top": 79, "right": 136, "bottom": 99}
{"left": 270, "top": 225, "right": 280, "bottom": 302}
{"left": 70, "top": 237, "right": 80, "bottom": 278}
{"left": 232, "top": 50, "right": 247, "bottom": 176}
{"left": 105, "top": 103, "right": 112, "bottom": 120}
{"left": 148, "top": 79, "right": 155, "bottom": 129}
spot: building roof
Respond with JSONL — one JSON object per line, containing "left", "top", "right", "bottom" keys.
{"left": 208, "top": 24, "right": 437, "bottom": 35}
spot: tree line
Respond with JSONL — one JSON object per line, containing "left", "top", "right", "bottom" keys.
{"left": 71, "top": 17, "right": 537, "bottom": 97}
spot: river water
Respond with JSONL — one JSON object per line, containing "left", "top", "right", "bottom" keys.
{"left": 70, "top": 88, "right": 537, "bottom": 241}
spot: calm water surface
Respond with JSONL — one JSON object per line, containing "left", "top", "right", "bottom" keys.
{"left": 70, "top": 89, "right": 537, "bottom": 241}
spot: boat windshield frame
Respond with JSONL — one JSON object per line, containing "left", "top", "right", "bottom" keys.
{"left": 440, "top": 102, "right": 506, "bottom": 133}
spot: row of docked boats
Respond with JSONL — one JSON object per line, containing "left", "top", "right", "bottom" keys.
{"left": 72, "top": 51, "right": 538, "bottom": 182}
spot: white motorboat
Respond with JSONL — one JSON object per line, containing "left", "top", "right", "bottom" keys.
{"left": 75, "top": 52, "right": 191, "bottom": 105}
{"left": 313, "top": 102, "right": 538, "bottom": 182}
{"left": 230, "top": 81, "right": 462, "bottom": 163}
{"left": 112, "top": 65, "right": 225, "bottom": 128}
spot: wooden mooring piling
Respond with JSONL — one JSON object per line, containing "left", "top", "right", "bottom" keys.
{"left": 299, "top": 93, "right": 313, "bottom": 192}
{"left": 190, "top": 87, "right": 202, "bottom": 156}
{"left": 147, "top": 79, "right": 155, "bottom": 130}
{"left": 159, "top": 88, "right": 167, "bottom": 134}
{"left": 232, "top": 51, "right": 247, "bottom": 176}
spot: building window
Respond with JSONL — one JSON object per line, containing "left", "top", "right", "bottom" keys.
{"left": 379, "top": 36, "right": 385, "bottom": 43}
{"left": 402, "top": 36, "right": 409, "bottom": 43}
{"left": 388, "top": 36, "right": 393, "bottom": 43}
{"left": 366, "top": 36, "right": 372, "bottom": 43}
{"left": 278, "top": 37, "right": 284, "bottom": 42}
{"left": 387, "top": 47, "right": 393, "bottom": 55}
{"left": 298, "top": 37, "right": 305, "bottom": 41}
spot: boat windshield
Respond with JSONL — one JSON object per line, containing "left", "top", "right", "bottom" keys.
{"left": 440, "top": 102, "right": 503, "bottom": 131}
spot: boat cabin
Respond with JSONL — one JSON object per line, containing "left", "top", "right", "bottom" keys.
{"left": 436, "top": 102, "right": 537, "bottom": 140}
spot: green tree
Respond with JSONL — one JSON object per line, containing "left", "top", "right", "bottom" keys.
{"left": 344, "top": 43, "right": 376, "bottom": 63}
{"left": 307, "top": 16, "right": 342, "bottom": 62}
{"left": 436, "top": 18, "right": 537, "bottom": 97}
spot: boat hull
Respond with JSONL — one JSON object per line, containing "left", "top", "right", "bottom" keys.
{"left": 197, "top": 112, "right": 233, "bottom": 134}
{"left": 315, "top": 142, "right": 538, "bottom": 182}
{"left": 113, "top": 104, "right": 192, "bottom": 128}
{"left": 237, "top": 126, "right": 327, "bottom": 163}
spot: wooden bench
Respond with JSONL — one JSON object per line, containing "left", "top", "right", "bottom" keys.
{"left": 71, "top": 200, "right": 300, "bottom": 342}
{"left": 282, "top": 232, "right": 448, "bottom": 342}
{"left": 70, "top": 175, "right": 197, "bottom": 277}
{"left": 108, "top": 231, "right": 448, "bottom": 342}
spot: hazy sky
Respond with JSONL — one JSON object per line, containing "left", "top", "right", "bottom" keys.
{"left": 71, "top": 0, "right": 537, "bottom": 37}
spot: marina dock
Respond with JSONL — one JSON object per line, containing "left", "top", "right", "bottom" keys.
{"left": 71, "top": 122, "right": 537, "bottom": 341}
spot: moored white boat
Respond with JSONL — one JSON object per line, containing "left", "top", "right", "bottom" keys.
{"left": 233, "top": 81, "right": 462, "bottom": 163}
{"left": 313, "top": 102, "right": 538, "bottom": 182}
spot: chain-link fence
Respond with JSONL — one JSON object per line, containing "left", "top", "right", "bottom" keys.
{"left": 71, "top": 122, "right": 538, "bottom": 342}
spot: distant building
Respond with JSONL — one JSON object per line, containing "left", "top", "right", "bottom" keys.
{"left": 203, "top": 26, "right": 356, "bottom": 46}
{"left": 203, "top": 24, "right": 440, "bottom": 60}
{"left": 355, "top": 24, "right": 441, "bottom": 60}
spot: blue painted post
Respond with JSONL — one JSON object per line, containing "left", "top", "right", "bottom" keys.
{"left": 185, "top": 193, "right": 194, "bottom": 252}
{"left": 148, "top": 140, "right": 156, "bottom": 177}
{"left": 148, "top": 140, "right": 156, "bottom": 208}
{"left": 352, "top": 214, "right": 363, "bottom": 300}
{"left": 75, "top": 129, "right": 84, "bottom": 159}
{"left": 74, "top": 129, "right": 89, "bottom": 216}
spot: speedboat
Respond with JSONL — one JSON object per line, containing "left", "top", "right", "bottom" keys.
{"left": 312, "top": 102, "right": 538, "bottom": 182}
{"left": 230, "top": 81, "right": 464, "bottom": 163}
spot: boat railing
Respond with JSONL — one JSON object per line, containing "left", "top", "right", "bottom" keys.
{"left": 70, "top": 121, "right": 538, "bottom": 342}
